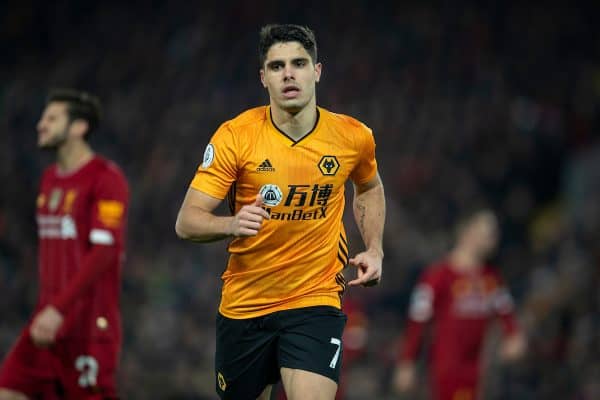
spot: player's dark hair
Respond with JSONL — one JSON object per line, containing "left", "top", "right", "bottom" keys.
{"left": 259, "top": 24, "right": 317, "bottom": 66}
{"left": 46, "top": 88, "right": 102, "bottom": 138}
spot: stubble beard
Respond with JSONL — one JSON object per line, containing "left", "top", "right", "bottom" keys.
{"left": 38, "top": 128, "right": 69, "bottom": 150}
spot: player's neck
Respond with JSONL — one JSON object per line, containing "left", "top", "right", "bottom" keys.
{"left": 56, "top": 140, "right": 94, "bottom": 174}
{"left": 270, "top": 100, "right": 318, "bottom": 141}
{"left": 449, "top": 248, "right": 482, "bottom": 273}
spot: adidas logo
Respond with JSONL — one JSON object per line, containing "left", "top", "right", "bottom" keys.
{"left": 256, "top": 159, "right": 275, "bottom": 172}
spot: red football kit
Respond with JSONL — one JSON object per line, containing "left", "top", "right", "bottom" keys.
{"left": 0, "top": 156, "right": 129, "bottom": 399}
{"left": 399, "top": 261, "right": 518, "bottom": 400}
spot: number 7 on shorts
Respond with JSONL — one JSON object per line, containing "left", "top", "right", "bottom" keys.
{"left": 329, "top": 338, "right": 341, "bottom": 368}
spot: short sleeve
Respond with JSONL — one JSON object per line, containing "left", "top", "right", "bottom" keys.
{"left": 407, "top": 268, "right": 443, "bottom": 323}
{"left": 349, "top": 125, "right": 377, "bottom": 185}
{"left": 190, "top": 123, "right": 238, "bottom": 199}
{"left": 90, "top": 165, "right": 129, "bottom": 246}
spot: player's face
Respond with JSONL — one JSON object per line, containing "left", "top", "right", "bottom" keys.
{"left": 37, "top": 102, "right": 71, "bottom": 149}
{"left": 260, "top": 41, "right": 322, "bottom": 114}
{"left": 467, "top": 212, "right": 499, "bottom": 258}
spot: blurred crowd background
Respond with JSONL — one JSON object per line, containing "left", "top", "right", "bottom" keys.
{"left": 1, "top": 1, "right": 599, "bottom": 399}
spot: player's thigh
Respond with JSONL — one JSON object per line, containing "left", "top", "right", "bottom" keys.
{"left": 215, "top": 313, "right": 280, "bottom": 400}
{"left": 256, "top": 384, "right": 273, "bottom": 400}
{"left": 0, "top": 328, "right": 58, "bottom": 398}
{"left": 280, "top": 367, "right": 337, "bottom": 400}
{"left": 55, "top": 340, "right": 119, "bottom": 399}
{"left": 278, "top": 306, "right": 347, "bottom": 386}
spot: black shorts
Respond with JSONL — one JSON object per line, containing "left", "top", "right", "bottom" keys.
{"left": 215, "top": 306, "right": 347, "bottom": 400}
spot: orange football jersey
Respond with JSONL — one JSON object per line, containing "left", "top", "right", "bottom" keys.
{"left": 190, "top": 106, "right": 377, "bottom": 318}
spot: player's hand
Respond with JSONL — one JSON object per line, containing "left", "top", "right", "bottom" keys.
{"left": 392, "top": 362, "right": 416, "bottom": 393}
{"left": 30, "top": 305, "right": 64, "bottom": 347}
{"left": 500, "top": 332, "right": 527, "bottom": 362}
{"left": 348, "top": 248, "right": 382, "bottom": 287}
{"left": 229, "top": 194, "right": 270, "bottom": 237}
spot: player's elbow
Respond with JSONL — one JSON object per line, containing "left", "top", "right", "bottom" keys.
{"left": 174, "top": 214, "right": 191, "bottom": 240}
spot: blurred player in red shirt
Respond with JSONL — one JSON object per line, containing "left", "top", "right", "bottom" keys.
{"left": 393, "top": 209, "right": 526, "bottom": 400}
{"left": 0, "top": 89, "right": 129, "bottom": 400}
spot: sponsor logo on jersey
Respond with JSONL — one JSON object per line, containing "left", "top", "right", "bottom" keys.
{"left": 265, "top": 207, "right": 328, "bottom": 221}
{"left": 261, "top": 184, "right": 334, "bottom": 221}
{"left": 37, "top": 214, "right": 77, "bottom": 239}
{"left": 256, "top": 158, "right": 275, "bottom": 172}
{"left": 259, "top": 184, "right": 283, "bottom": 206}
{"left": 283, "top": 184, "right": 333, "bottom": 207}
{"left": 318, "top": 155, "right": 340, "bottom": 176}
{"left": 451, "top": 277, "right": 508, "bottom": 318}
{"left": 201, "top": 143, "right": 215, "bottom": 169}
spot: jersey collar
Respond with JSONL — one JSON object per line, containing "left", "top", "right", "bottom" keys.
{"left": 267, "top": 106, "right": 321, "bottom": 147}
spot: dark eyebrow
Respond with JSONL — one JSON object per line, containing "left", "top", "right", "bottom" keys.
{"left": 266, "top": 58, "right": 310, "bottom": 69}
{"left": 266, "top": 60, "right": 285, "bottom": 69}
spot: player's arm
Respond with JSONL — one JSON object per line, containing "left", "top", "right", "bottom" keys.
{"left": 175, "top": 188, "right": 269, "bottom": 242}
{"left": 176, "top": 123, "right": 268, "bottom": 242}
{"left": 492, "top": 280, "right": 527, "bottom": 361}
{"left": 348, "top": 172, "right": 385, "bottom": 286}
{"left": 393, "top": 324, "right": 423, "bottom": 393}
{"left": 393, "top": 273, "right": 439, "bottom": 393}
{"left": 393, "top": 320, "right": 426, "bottom": 394}
{"left": 500, "top": 329, "right": 527, "bottom": 362}
{"left": 31, "top": 245, "right": 121, "bottom": 347}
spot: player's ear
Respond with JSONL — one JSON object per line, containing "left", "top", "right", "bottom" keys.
{"left": 260, "top": 69, "right": 267, "bottom": 88}
{"left": 70, "top": 119, "right": 89, "bottom": 138}
{"left": 314, "top": 62, "right": 322, "bottom": 83}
